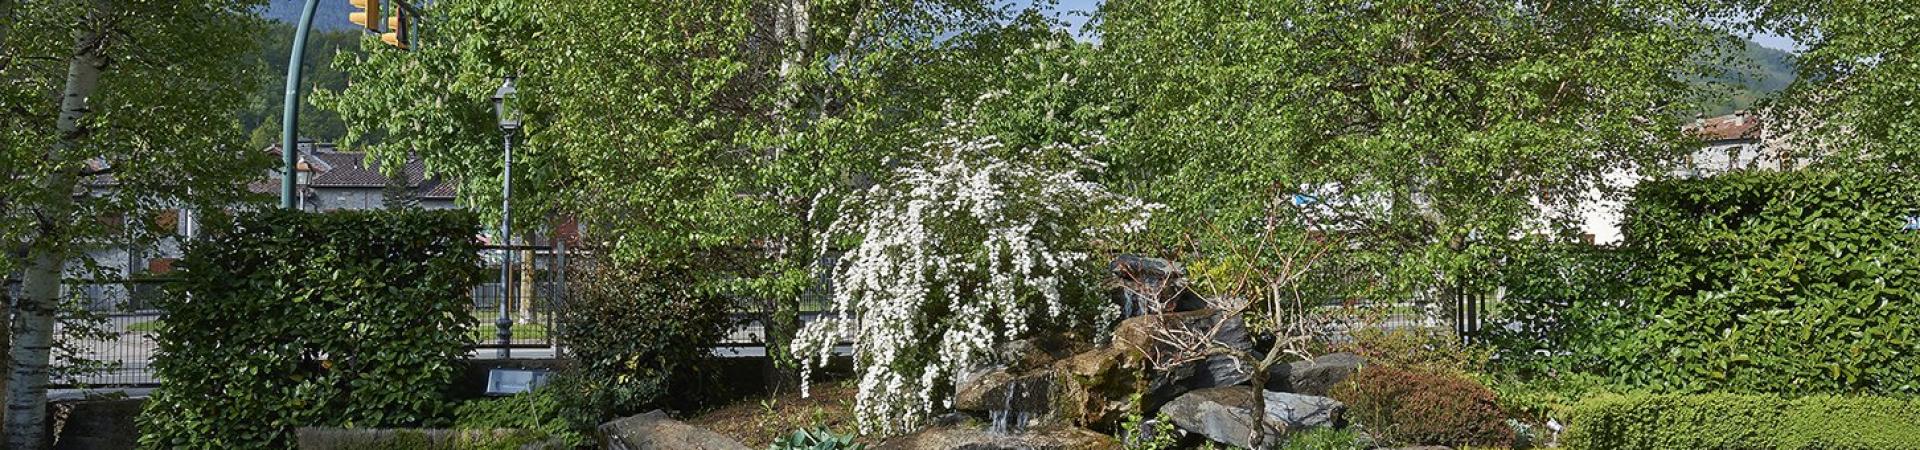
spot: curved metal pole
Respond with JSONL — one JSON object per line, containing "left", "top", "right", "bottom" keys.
{"left": 281, "top": 0, "right": 320, "bottom": 209}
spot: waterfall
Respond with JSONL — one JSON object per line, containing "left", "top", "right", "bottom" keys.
{"left": 986, "top": 373, "right": 1052, "bottom": 435}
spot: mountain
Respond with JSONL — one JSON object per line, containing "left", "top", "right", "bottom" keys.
{"left": 260, "top": 0, "right": 366, "bottom": 32}
{"left": 1698, "top": 39, "right": 1798, "bottom": 115}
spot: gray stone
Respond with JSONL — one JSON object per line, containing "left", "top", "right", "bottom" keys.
{"left": 955, "top": 333, "right": 1088, "bottom": 415}
{"left": 1110, "top": 255, "right": 1207, "bottom": 316}
{"left": 1266, "top": 352, "right": 1366, "bottom": 396}
{"left": 597, "top": 410, "right": 751, "bottom": 450}
{"left": 50, "top": 398, "right": 144, "bottom": 450}
{"left": 1160, "top": 387, "right": 1346, "bottom": 450}
{"left": 874, "top": 425, "right": 1121, "bottom": 450}
{"left": 1112, "top": 309, "right": 1256, "bottom": 409}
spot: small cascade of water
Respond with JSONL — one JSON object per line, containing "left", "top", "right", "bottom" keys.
{"left": 986, "top": 373, "right": 1052, "bottom": 435}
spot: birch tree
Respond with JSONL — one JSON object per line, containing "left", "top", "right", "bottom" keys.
{"left": 0, "top": 0, "right": 267, "bottom": 446}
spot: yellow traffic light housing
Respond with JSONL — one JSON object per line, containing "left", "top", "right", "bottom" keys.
{"left": 347, "top": 0, "right": 382, "bottom": 32}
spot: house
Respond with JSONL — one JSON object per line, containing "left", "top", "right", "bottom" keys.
{"left": 53, "top": 141, "right": 467, "bottom": 309}
{"left": 263, "top": 141, "right": 461, "bottom": 212}
{"left": 1574, "top": 110, "right": 1804, "bottom": 244}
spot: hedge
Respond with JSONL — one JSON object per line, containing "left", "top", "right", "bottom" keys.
{"left": 139, "top": 209, "right": 482, "bottom": 449}
{"left": 1565, "top": 393, "right": 1920, "bottom": 449}
{"left": 1617, "top": 169, "right": 1920, "bottom": 394}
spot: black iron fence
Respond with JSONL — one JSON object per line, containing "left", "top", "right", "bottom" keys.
{"left": 28, "top": 244, "right": 573, "bottom": 387}
{"left": 470, "top": 244, "right": 568, "bottom": 351}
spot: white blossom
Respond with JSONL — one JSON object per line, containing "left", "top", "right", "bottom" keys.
{"left": 794, "top": 129, "right": 1158, "bottom": 434}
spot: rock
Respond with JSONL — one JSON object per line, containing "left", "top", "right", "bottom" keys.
{"left": 1113, "top": 309, "right": 1253, "bottom": 365}
{"left": 1053, "top": 346, "right": 1149, "bottom": 431}
{"left": 1265, "top": 352, "right": 1366, "bottom": 396}
{"left": 1111, "top": 309, "right": 1256, "bottom": 409}
{"left": 1110, "top": 255, "right": 1207, "bottom": 316}
{"left": 955, "top": 333, "right": 1090, "bottom": 414}
{"left": 874, "top": 425, "right": 1122, "bottom": 450}
{"left": 954, "top": 369, "right": 1059, "bottom": 432}
{"left": 1159, "top": 387, "right": 1346, "bottom": 450}
{"left": 597, "top": 410, "right": 750, "bottom": 450}
{"left": 1264, "top": 391, "right": 1345, "bottom": 429}
{"left": 50, "top": 398, "right": 143, "bottom": 450}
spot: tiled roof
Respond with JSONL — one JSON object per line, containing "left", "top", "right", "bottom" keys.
{"left": 1686, "top": 112, "right": 1763, "bottom": 142}
{"left": 260, "top": 143, "right": 459, "bottom": 199}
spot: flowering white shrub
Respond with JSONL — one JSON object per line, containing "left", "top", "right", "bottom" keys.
{"left": 794, "top": 130, "right": 1157, "bottom": 434}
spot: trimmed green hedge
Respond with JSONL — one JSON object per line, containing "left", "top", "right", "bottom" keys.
{"left": 1566, "top": 394, "right": 1920, "bottom": 449}
{"left": 1618, "top": 170, "right": 1920, "bottom": 394}
{"left": 139, "top": 210, "right": 482, "bottom": 449}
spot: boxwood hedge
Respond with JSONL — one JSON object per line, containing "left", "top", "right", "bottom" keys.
{"left": 1565, "top": 393, "right": 1920, "bottom": 449}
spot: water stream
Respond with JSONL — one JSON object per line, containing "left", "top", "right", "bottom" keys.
{"left": 986, "top": 373, "right": 1053, "bottom": 435}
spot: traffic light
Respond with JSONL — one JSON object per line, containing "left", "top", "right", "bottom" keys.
{"left": 380, "top": 7, "right": 410, "bottom": 49}
{"left": 348, "top": 0, "right": 382, "bottom": 33}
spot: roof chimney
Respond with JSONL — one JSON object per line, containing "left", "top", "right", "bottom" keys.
{"left": 1695, "top": 113, "right": 1706, "bottom": 128}
{"left": 1733, "top": 110, "right": 1746, "bottom": 126}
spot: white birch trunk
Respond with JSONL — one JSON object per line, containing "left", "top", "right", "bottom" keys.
{"left": 5, "top": 17, "right": 107, "bottom": 449}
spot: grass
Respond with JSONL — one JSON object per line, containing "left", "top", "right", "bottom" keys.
{"left": 127, "top": 312, "right": 552, "bottom": 341}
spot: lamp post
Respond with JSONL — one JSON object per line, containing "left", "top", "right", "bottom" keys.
{"left": 491, "top": 76, "right": 522, "bottom": 358}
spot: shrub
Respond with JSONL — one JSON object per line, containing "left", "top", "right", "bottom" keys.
{"left": 139, "top": 209, "right": 481, "bottom": 449}
{"left": 1329, "top": 365, "right": 1513, "bottom": 447}
{"left": 556, "top": 259, "right": 733, "bottom": 420}
{"left": 1341, "top": 326, "right": 1490, "bottom": 373}
{"left": 453, "top": 385, "right": 590, "bottom": 448}
{"left": 1485, "top": 242, "right": 1640, "bottom": 378}
{"left": 1619, "top": 170, "right": 1920, "bottom": 394}
{"left": 1565, "top": 393, "right": 1920, "bottom": 449}
{"left": 794, "top": 133, "right": 1155, "bottom": 433}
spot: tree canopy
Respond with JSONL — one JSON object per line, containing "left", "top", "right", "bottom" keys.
{"left": 1094, "top": 0, "right": 1735, "bottom": 298}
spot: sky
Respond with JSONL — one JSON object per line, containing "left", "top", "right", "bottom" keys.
{"left": 270, "top": 0, "right": 1801, "bottom": 52}
{"left": 1032, "top": 0, "right": 1803, "bottom": 52}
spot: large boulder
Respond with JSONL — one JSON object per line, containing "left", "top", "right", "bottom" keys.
{"left": 1110, "top": 255, "right": 1207, "bottom": 316}
{"left": 1052, "top": 346, "right": 1149, "bottom": 431}
{"left": 1264, "top": 352, "right": 1366, "bottom": 396}
{"left": 50, "top": 398, "right": 144, "bottom": 450}
{"left": 1112, "top": 309, "right": 1256, "bottom": 407}
{"left": 1159, "top": 387, "right": 1346, "bottom": 449}
{"left": 874, "top": 425, "right": 1121, "bottom": 450}
{"left": 597, "top": 410, "right": 751, "bottom": 450}
{"left": 952, "top": 334, "right": 1090, "bottom": 421}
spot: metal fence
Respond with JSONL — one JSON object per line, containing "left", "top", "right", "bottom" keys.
{"left": 30, "top": 244, "right": 573, "bottom": 387}
{"left": 470, "top": 244, "right": 568, "bottom": 352}
{"left": 0, "top": 278, "right": 170, "bottom": 388}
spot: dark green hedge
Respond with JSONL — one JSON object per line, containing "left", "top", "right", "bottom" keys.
{"left": 1617, "top": 170, "right": 1920, "bottom": 394}
{"left": 140, "top": 209, "right": 482, "bottom": 449}
{"left": 1565, "top": 393, "right": 1920, "bottom": 449}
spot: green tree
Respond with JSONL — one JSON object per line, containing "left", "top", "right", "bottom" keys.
{"left": 0, "top": 0, "right": 269, "bottom": 446}
{"left": 319, "top": 0, "right": 1057, "bottom": 388}
{"left": 1095, "top": 0, "right": 1731, "bottom": 309}
{"left": 1736, "top": 1, "right": 1920, "bottom": 169}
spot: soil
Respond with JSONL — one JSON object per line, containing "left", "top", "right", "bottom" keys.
{"left": 685, "top": 380, "right": 882, "bottom": 448}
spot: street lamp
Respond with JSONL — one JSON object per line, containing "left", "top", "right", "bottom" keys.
{"left": 491, "top": 76, "right": 521, "bottom": 358}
